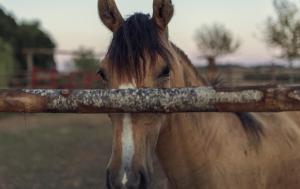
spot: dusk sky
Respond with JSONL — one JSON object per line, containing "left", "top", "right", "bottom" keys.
{"left": 0, "top": 0, "right": 286, "bottom": 65}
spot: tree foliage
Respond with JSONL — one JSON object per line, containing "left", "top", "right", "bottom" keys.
{"left": 0, "top": 8, "right": 18, "bottom": 47}
{"left": 0, "top": 7, "right": 56, "bottom": 70}
{"left": 73, "top": 47, "right": 99, "bottom": 72}
{"left": 264, "top": 0, "right": 300, "bottom": 64}
{"left": 195, "top": 23, "right": 240, "bottom": 59}
{"left": 194, "top": 23, "right": 240, "bottom": 83}
{"left": 16, "top": 21, "right": 56, "bottom": 69}
{"left": 0, "top": 38, "right": 17, "bottom": 87}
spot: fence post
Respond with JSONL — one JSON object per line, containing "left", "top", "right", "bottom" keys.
{"left": 26, "top": 52, "right": 34, "bottom": 88}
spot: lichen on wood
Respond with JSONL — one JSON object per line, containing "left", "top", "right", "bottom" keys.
{"left": 289, "top": 90, "right": 300, "bottom": 101}
{"left": 0, "top": 85, "right": 298, "bottom": 113}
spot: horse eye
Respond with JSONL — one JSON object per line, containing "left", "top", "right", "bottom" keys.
{"left": 158, "top": 66, "right": 171, "bottom": 78}
{"left": 97, "top": 68, "right": 108, "bottom": 81}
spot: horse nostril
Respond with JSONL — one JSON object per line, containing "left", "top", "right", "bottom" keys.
{"left": 106, "top": 169, "right": 113, "bottom": 189}
{"left": 106, "top": 168, "right": 151, "bottom": 189}
{"left": 122, "top": 169, "right": 150, "bottom": 189}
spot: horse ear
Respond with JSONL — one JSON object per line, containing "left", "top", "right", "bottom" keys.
{"left": 98, "top": 0, "right": 124, "bottom": 32}
{"left": 152, "top": 0, "right": 174, "bottom": 30}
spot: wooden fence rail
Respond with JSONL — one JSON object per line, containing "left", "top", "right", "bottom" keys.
{"left": 0, "top": 85, "right": 299, "bottom": 113}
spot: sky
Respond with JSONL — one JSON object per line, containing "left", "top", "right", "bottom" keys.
{"left": 0, "top": 0, "right": 285, "bottom": 65}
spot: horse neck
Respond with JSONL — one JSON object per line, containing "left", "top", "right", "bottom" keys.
{"left": 156, "top": 47, "right": 228, "bottom": 186}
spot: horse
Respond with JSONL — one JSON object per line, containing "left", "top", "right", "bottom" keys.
{"left": 97, "top": 0, "right": 300, "bottom": 188}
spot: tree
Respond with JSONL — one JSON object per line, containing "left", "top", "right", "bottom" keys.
{"left": 263, "top": 0, "right": 300, "bottom": 82}
{"left": 194, "top": 23, "right": 240, "bottom": 82}
{"left": 16, "top": 21, "right": 56, "bottom": 69}
{"left": 0, "top": 8, "right": 56, "bottom": 70}
{"left": 73, "top": 47, "right": 99, "bottom": 72}
{"left": 0, "top": 38, "right": 17, "bottom": 87}
{"left": 0, "top": 8, "right": 18, "bottom": 48}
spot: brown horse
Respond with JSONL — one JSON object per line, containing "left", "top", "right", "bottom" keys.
{"left": 97, "top": 0, "right": 300, "bottom": 188}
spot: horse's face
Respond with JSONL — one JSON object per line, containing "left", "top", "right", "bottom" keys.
{"left": 98, "top": 0, "right": 174, "bottom": 188}
{"left": 99, "top": 55, "right": 171, "bottom": 188}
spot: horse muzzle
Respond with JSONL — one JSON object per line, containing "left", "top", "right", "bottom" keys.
{"left": 106, "top": 168, "right": 151, "bottom": 189}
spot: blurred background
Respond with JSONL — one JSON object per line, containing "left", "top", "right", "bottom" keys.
{"left": 0, "top": 0, "right": 299, "bottom": 188}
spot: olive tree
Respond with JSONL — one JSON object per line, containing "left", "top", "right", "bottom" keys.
{"left": 195, "top": 23, "right": 240, "bottom": 82}
{"left": 263, "top": 0, "right": 300, "bottom": 82}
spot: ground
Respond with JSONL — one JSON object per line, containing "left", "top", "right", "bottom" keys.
{"left": 0, "top": 114, "right": 166, "bottom": 189}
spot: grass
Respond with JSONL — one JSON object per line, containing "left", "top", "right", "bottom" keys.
{"left": 0, "top": 114, "right": 112, "bottom": 189}
{"left": 0, "top": 114, "right": 167, "bottom": 189}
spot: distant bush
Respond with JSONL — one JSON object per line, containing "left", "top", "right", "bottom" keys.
{"left": 0, "top": 38, "right": 17, "bottom": 87}
{"left": 73, "top": 47, "right": 99, "bottom": 72}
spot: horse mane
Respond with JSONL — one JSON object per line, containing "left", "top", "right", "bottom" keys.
{"left": 107, "top": 13, "right": 172, "bottom": 81}
{"left": 236, "top": 113, "right": 264, "bottom": 146}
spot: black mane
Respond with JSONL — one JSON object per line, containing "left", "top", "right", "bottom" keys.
{"left": 236, "top": 112, "right": 264, "bottom": 147}
{"left": 107, "top": 13, "right": 171, "bottom": 81}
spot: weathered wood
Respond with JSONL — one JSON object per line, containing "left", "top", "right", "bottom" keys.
{"left": 0, "top": 85, "right": 299, "bottom": 113}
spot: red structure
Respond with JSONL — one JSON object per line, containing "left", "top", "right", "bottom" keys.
{"left": 31, "top": 67, "right": 99, "bottom": 89}
{"left": 22, "top": 48, "right": 103, "bottom": 89}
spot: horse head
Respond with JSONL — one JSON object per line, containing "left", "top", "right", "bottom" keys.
{"left": 97, "top": 0, "right": 184, "bottom": 188}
